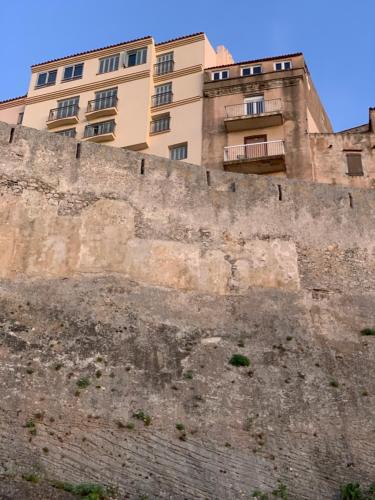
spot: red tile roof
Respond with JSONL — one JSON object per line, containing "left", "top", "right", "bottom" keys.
{"left": 31, "top": 35, "right": 153, "bottom": 68}
{"left": 206, "top": 52, "right": 303, "bottom": 70}
{"left": 0, "top": 94, "right": 27, "bottom": 105}
{"left": 31, "top": 32, "right": 206, "bottom": 69}
{"left": 156, "top": 32, "right": 204, "bottom": 46}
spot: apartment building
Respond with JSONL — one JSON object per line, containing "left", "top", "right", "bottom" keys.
{"left": 0, "top": 32, "right": 373, "bottom": 188}
{"left": 202, "top": 53, "right": 333, "bottom": 180}
{"left": 0, "top": 33, "right": 233, "bottom": 166}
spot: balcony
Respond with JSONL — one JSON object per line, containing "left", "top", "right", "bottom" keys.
{"left": 223, "top": 140, "right": 286, "bottom": 174}
{"left": 151, "top": 92, "right": 173, "bottom": 108}
{"left": 83, "top": 120, "right": 116, "bottom": 143}
{"left": 224, "top": 99, "right": 283, "bottom": 132}
{"left": 154, "top": 60, "right": 175, "bottom": 76}
{"left": 86, "top": 96, "right": 118, "bottom": 120}
{"left": 46, "top": 105, "right": 79, "bottom": 129}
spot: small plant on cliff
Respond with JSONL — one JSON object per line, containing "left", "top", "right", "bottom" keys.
{"left": 51, "top": 481, "right": 110, "bottom": 499}
{"left": 272, "top": 480, "right": 289, "bottom": 499}
{"left": 77, "top": 377, "right": 90, "bottom": 388}
{"left": 361, "top": 328, "right": 375, "bottom": 336}
{"left": 183, "top": 370, "right": 193, "bottom": 380}
{"left": 175, "top": 423, "right": 185, "bottom": 431}
{"left": 22, "top": 473, "right": 40, "bottom": 483}
{"left": 132, "top": 409, "right": 152, "bottom": 426}
{"left": 229, "top": 353, "right": 250, "bottom": 367}
{"left": 251, "top": 491, "right": 269, "bottom": 500}
{"left": 330, "top": 379, "right": 339, "bottom": 388}
{"left": 340, "top": 482, "right": 363, "bottom": 500}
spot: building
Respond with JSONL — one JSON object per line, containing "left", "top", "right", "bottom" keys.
{"left": 202, "top": 53, "right": 333, "bottom": 180}
{"left": 0, "top": 32, "right": 374, "bottom": 188}
{"left": 0, "top": 33, "right": 233, "bottom": 166}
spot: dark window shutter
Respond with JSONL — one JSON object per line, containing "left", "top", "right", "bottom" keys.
{"left": 346, "top": 153, "right": 363, "bottom": 176}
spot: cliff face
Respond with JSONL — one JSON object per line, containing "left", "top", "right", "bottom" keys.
{"left": 0, "top": 122, "right": 374, "bottom": 499}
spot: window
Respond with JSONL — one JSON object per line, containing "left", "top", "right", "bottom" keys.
{"left": 63, "top": 63, "right": 84, "bottom": 81}
{"left": 36, "top": 70, "right": 57, "bottom": 88}
{"left": 17, "top": 112, "right": 24, "bottom": 125}
{"left": 155, "top": 52, "right": 174, "bottom": 75}
{"left": 241, "top": 65, "right": 262, "bottom": 76}
{"left": 126, "top": 47, "right": 147, "bottom": 67}
{"left": 274, "top": 61, "right": 292, "bottom": 71}
{"left": 49, "top": 97, "right": 79, "bottom": 121}
{"left": 151, "top": 114, "right": 170, "bottom": 134}
{"left": 244, "top": 96, "right": 265, "bottom": 115}
{"left": 55, "top": 128, "right": 76, "bottom": 138}
{"left": 212, "top": 70, "right": 229, "bottom": 80}
{"left": 99, "top": 54, "right": 120, "bottom": 74}
{"left": 346, "top": 153, "right": 364, "bottom": 176}
{"left": 152, "top": 83, "right": 172, "bottom": 107}
{"left": 90, "top": 88, "right": 118, "bottom": 111}
{"left": 170, "top": 143, "right": 187, "bottom": 161}
{"left": 84, "top": 120, "right": 115, "bottom": 138}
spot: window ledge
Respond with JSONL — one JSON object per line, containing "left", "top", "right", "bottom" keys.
{"left": 150, "top": 129, "right": 171, "bottom": 136}
{"left": 61, "top": 76, "right": 83, "bottom": 83}
{"left": 35, "top": 82, "right": 56, "bottom": 89}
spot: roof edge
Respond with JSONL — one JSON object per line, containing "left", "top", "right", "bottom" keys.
{"left": 0, "top": 95, "right": 27, "bottom": 105}
{"left": 206, "top": 52, "right": 303, "bottom": 70}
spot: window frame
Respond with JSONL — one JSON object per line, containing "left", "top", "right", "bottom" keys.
{"left": 169, "top": 142, "right": 188, "bottom": 161}
{"left": 211, "top": 70, "right": 229, "bottom": 81}
{"left": 84, "top": 119, "right": 116, "bottom": 138}
{"left": 55, "top": 128, "right": 76, "bottom": 138}
{"left": 36, "top": 69, "right": 57, "bottom": 88}
{"left": 125, "top": 47, "right": 148, "bottom": 67}
{"left": 241, "top": 65, "right": 262, "bottom": 76}
{"left": 274, "top": 61, "right": 292, "bottom": 71}
{"left": 62, "top": 63, "right": 84, "bottom": 82}
{"left": 98, "top": 54, "right": 120, "bottom": 74}
{"left": 150, "top": 113, "right": 171, "bottom": 134}
{"left": 345, "top": 152, "right": 364, "bottom": 176}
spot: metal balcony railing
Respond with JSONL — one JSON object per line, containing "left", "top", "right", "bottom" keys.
{"left": 225, "top": 99, "right": 282, "bottom": 119}
{"left": 87, "top": 96, "right": 118, "bottom": 113}
{"left": 154, "top": 60, "right": 175, "bottom": 75}
{"left": 150, "top": 116, "right": 170, "bottom": 133}
{"left": 48, "top": 105, "right": 79, "bottom": 121}
{"left": 224, "top": 140, "right": 285, "bottom": 162}
{"left": 151, "top": 92, "right": 173, "bottom": 107}
{"left": 84, "top": 120, "right": 115, "bottom": 138}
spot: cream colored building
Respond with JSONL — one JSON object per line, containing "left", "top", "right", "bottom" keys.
{"left": 0, "top": 33, "right": 233, "bottom": 166}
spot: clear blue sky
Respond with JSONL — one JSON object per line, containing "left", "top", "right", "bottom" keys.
{"left": 1, "top": 0, "right": 374, "bottom": 131}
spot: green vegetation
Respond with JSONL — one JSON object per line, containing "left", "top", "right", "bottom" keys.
{"left": 22, "top": 473, "right": 40, "bottom": 483}
{"left": 272, "top": 481, "right": 288, "bottom": 499}
{"left": 229, "top": 353, "right": 250, "bottom": 367}
{"left": 252, "top": 491, "right": 269, "bottom": 500}
{"left": 183, "top": 370, "right": 193, "bottom": 379}
{"left": 52, "top": 481, "right": 110, "bottom": 499}
{"left": 42, "top": 447, "right": 49, "bottom": 453}
{"left": 175, "top": 423, "right": 185, "bottom": 431}
{"left": 76, "top": 377, "right": 90, "bottom": 388}
{"left": 330, "top": 379, "right": 339, "bottom": 388}
{"left": 361, "top": 328, "right": 375, "bottom": 336}
{"left": 132, "top": 409, "right": 152, "bottom": 426}
{"left": 340, "top": 482, "right": 375, "bottom": 500}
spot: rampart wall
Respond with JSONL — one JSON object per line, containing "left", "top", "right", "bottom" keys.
{"left": 0, "top": 121, "right": 374, "bottom": 499}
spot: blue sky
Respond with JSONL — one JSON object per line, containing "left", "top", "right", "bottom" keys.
{"left": 1, "top": 0, "right": 374, "bottom": 131}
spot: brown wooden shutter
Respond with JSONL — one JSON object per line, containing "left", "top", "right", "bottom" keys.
{"left": 346, "top": 153, "right": 363, "bottom": 176}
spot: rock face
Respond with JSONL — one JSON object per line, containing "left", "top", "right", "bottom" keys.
{"left": 0, "top": 122, "right": 374, "bottom": 499}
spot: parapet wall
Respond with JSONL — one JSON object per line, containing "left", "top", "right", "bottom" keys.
{"left": 0, "top": 121, "right": 375, "bottom": 499}
{"left": 1, "top": 121, "right": 374, "bottom": 297}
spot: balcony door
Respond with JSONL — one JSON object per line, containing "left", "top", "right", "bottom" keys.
{"left": 95, "top": 88, "right": 117, "bottom": 111}
{"left": 57, "top": 97, "right": 79, "bottom": 119}
{"left": 244, "top": 95, "right": 264, "bottom": 116}
{"left": 244, "top": 135, "right": 267, "bottom": 158}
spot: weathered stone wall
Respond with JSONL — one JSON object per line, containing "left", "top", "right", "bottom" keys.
{"left": 310, "top": 131, "right": 375, "bottom": 188}
{"left": 0, "top": 122, "right": 374, "bottom": 499}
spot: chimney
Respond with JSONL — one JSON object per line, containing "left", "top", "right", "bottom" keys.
{"left": 216, "top": 45, "right": 234, "bottom": 66}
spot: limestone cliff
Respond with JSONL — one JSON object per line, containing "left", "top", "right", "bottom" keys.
{"left": 0, "top": 122, "right": 374, "bottom": 499}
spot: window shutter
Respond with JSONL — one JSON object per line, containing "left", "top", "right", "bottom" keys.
{"left": 346, "top": 153, "right": 363, "bottom": 176}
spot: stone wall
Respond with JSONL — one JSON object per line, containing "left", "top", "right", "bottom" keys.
{"left": 310, "top": 131, "right": 375, "bottom": 188}
{"left": 0, "top": 121, "right": 374, "bottom": 499}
